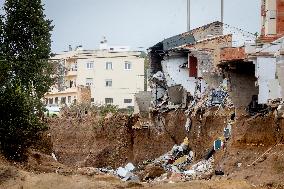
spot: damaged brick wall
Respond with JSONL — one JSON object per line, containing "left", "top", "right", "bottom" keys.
{"left": 220, "top": 47, "right": 247, "bottom": 63}
{"left": 225, "top": 62, "right": 259, "bottom": 109}
{"left": 189, "top": 34, "right": 233, "bottom": 69}
{"left": 191, "top": 21, "right": 223, "bottom": 41}
{"left": 149, "top": 43, "right": 163, "bottom": 75}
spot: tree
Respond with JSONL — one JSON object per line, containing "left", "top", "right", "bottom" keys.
{"left": 0, "top": 0, "right": 53, "bottom": 160}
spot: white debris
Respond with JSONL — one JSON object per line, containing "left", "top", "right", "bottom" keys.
{"left": 171, "top": 165, "right": 181, "bottom": 173}
{"left": 185, "top": 117, "right": 192, "bottom": 132}
{"left": 125, "top": 163, "right": 135, "bottom": 171}
{"left": 152, "top": 71, "right": 165, "bottom": 81}
{"left": 51, "top": 153, "right": 57, "bottom": 161}
{"left": 116, "top": 167, "right": 133, "bottom": 179}
{"left": 184, "top": 170, "right": 196, "bottom": 175}
{"left": 185, "top": 157, "right": 214, "bottom": 178}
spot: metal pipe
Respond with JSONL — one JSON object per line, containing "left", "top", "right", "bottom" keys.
{"left": 187, "top": 0, "right": 190, "bottom": 31}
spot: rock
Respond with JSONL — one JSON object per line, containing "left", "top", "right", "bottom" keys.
{"left": 237, "top": 163, "right": 242, "bottom": 168}
{"left": 141, "top": 164, "right": 166, "bottom": 181}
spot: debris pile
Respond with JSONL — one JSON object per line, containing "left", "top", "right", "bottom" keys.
{"left": 136, "top": 137, "right": 215, "bottom": 183}
{"left": 116, "top": 163, "right": 139, "bottom": 181}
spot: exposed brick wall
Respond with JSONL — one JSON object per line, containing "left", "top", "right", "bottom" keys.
{"left": 187, "top": 35, "right": 232, "bottom": 70}
{"left": 220, "top": 47, "right": 247, "bottom": 63}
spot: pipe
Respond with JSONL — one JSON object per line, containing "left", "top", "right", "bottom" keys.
{"left": 187, "top": 0, "right": 190, "bottom": 31}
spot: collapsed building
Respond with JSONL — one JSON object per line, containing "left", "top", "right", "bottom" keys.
{"left": 147, "top": 21, "right": 256, "bottom": 113}
{"left": 219, "top": 36, "right": 284, "bottom": 116}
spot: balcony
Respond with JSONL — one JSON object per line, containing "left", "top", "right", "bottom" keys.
{"left": 47, "top": 87, "right": 78, "bottom": 95}
{"left": 65, "top": 68, "right": 77, "bottom": 76}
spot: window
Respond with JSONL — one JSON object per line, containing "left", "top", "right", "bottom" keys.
{"left": 86, "top": 78, "right": 93, "bottom": 86}
{"left": 106, "top": 62, "right": 112, "bottom": 70}
{"left": 124, "top": 61, "right": 132, "bottom": 70}
{"left": 105, "top": 79, "right": 112, "bottom": 87}
{"left": 61, "top": 97, "right": 66, "bottom": 104}
{"left": 68, "top": 96, "right": 71, "bottom": 103}
{"left": 105, "top": 98, "right": 113, "bottom": 104}
{"left": 124, "top": 99, "right": 132, "bottom": 103}
{"left": 87, "top": 62, "right": 94, "bottom": 69}
{"left": 91, "top": 98, "right": 94, "bottom": 102}
{"left": 48, "top": 98, "right": 53, "bottom": 104}
{"left": 55, "top": 97, "right": 59, "bottom": 104}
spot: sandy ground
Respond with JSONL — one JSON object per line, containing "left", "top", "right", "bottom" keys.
{"left": 0, "top": 167, "right": 259, "bottom": 189}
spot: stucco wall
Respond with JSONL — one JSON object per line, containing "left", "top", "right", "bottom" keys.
{"left": 161, "top": 56, "right": 196, "bottom": 95}
{"left": 255, "top": 57, "right": 281, "bottom": 104}
{"left": 133, "top": 91, "right": 151, "bottom": 115}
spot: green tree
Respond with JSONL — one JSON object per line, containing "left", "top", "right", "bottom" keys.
{"left": 0, "top": 0, "right": 53, "bottom": 160}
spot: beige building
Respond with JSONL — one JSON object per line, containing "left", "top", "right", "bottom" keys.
{"left": 45, "top": 44, "right": 145, "bottom": 108}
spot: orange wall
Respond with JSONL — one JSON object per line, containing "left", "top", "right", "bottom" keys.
{"left": 277, "top": 0, "right": 284, "bottom": 35}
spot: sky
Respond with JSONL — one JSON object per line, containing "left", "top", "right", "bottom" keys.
{"left": 1, "top": 0, "right": 261, "bottom": 53}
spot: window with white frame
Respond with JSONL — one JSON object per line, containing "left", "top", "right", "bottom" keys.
{"left": 105, "top": 98, "right": 113, "bottom": 104}
{"left": 106, "top": 62, "right": 112, "bottom": 70}
{"left": 105, "top": 79, "right": 112, "bottom": 87}
{"left": 124, "top": 61, "right": 132, "bottom": 70}
{"left": 124, "top": 99, "right": 132, "bottom": 103}
{"left": 87, "top": 61, "right": 94, "bottom": 69}
{"left": 86, "top": 78, "right": 93, "bottom": 86}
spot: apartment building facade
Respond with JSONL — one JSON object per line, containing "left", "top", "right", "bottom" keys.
{"left": 45, "top": 46, "right": 145, "bottom": 108}
{"left": 261, "top": 0, "right": 284, "bottom": 41}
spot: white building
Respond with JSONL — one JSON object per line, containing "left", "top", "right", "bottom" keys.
{"left": 46, "top": 43, "right": 145, "bottom": 108}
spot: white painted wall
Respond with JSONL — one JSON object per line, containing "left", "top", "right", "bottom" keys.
{"left": 162, "top": 57, "right": 196, "bottom": 95}
{"left": 48, "top": 51, "right": 145, "bottom": 108}
{"left": 92, "top": 55, "right": 144, "bottom": 108}
{"left": 223, "top": 27, "right": 255, "bottom": 47}
{"left": 255, "top": 57, "right": 281, "bottom": 103}
{"left": 161, "top": 56, "right": 207, "bottom": 96}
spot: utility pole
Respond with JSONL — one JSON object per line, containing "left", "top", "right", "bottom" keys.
{"left": 187, "top": 0, "right": 190, "bottom": 31}
{"left": 221, "top": 0, "right": 224, "bottom": 23}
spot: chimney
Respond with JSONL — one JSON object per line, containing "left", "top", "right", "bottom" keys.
{"left": 99, "top": 36, "right": 108, "bottom": 50}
